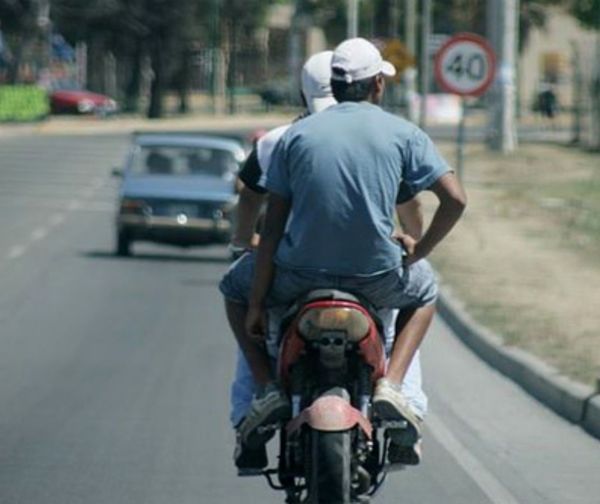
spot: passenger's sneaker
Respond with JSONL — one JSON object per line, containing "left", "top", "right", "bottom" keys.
{"left": 388, "top": 439, "right": 422, "bottom": 466}
{"left": 238, "top": 382, "right": 291, "bottom": 448}
{"left": 233, "top": 430, "right": 268, "bottom": 476}
{"left": 372, "top": 378, "right": 422, "bottom": 447}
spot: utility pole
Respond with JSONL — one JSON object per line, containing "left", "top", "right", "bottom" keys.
{"left": 347, "top": 0, "right": 359, "bottom": 38}
{"left": 404, "top": 0, "right": 418, "bottom": 123}
{"left": 289, "top": 1, "right": 306, "bottom": 105}
{"left": 211, "top": 0, "right": 225, "bottom": 115}
{"left": 487, "top": 0, "right": 519, "bottom": 153}
{"left": 419, "top": 0, "right": 432, "bottom": 130}
{"left": 37, "top": 0, "right": 52, "bottom": 77}
{"left": 390, "top": 0, "right": 400, "bottom": 38}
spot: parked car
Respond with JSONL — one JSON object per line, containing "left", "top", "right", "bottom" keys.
{"left": 113, "top": 133, "right": 244, "bottom": 256}
{"left": 49, "top": 80, "right": 118, "bottom": 115}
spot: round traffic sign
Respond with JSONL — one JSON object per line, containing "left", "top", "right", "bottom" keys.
{"left": 434, "top": 33, "right": 496, "bottom": 97}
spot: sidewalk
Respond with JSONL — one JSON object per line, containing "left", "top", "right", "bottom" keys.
{"left": 430, "top": 140, "right": 600, "bottom": 438}
{"left": 0, "top": 112, "right": 296, "bottom": 138}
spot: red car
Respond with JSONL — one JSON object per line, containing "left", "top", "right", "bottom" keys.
{"left": 49, "top": 81, "right": 118, "bottom": 115}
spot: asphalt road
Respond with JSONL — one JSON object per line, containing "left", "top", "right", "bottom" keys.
{"left": 0, "top": 133, "right": 598, "bottom": 504}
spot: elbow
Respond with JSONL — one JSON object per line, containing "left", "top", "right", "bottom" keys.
{"left": 455, "top": 190, "right": 467, "bottom": 214}
{"left": 444, "top": 189, "right": 467, "bottom": 218}
{"left": 451, "top": 181, "right": 468, "bottom": 212}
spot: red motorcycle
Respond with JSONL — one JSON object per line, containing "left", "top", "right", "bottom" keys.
{"left": 254, "top": 289, "right": 409, "bottom": 504}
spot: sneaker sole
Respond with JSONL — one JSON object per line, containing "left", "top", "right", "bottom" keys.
{"left": 373, "top": 399, "right": 420, "bottom": 446}
{"left": 242, "top": 402, "right": 290, "bottom": 448}
{"left": 237, "top": 467, "right": 265, "bottom": 477}
{"left": 388, "top": 444, "right": 421, "bottom": 466}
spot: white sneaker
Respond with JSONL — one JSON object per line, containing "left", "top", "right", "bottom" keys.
{"left": 373, "top": 378, "right": 422, "bottom": 446}
{"left": 238, "top": 383, "right": 290, "bottom": 448}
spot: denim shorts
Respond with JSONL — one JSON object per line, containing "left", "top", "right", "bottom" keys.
{"left": 219, "top": 252, "right": 437, "bottom": 311}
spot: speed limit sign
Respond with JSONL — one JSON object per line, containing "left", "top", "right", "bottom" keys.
{"left": 434, "top": 33, "right": 495, "bottom": 97}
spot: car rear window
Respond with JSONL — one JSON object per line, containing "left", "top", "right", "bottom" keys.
{"left": 131, "top": 145, "right": 238, "bottom": 178}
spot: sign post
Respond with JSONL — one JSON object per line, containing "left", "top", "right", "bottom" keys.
{"left": 434, "top": 33, "right": 496, "bottom": 179}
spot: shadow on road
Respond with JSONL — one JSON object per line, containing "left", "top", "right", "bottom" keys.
{"left": 82, "top": 250, "right": 231, "bottom": 264}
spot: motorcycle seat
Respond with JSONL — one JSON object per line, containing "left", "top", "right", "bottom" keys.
{"left": 302, "top": 289, "right": 363, "bottom": 305}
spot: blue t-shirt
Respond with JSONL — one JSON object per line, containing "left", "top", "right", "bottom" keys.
{"left": 266, "top": 101, "right": 451, "bottom": 276}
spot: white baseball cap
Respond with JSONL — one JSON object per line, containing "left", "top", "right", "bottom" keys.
{"left": 301, "top": 51, "right": 337, "bottom": 113}
{"left": 331, "top": 38, "right": 396, "bottom": 84}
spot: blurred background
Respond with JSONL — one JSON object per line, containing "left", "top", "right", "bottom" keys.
{"left": 0, "top": 0, "right": 598, "bottom": 147}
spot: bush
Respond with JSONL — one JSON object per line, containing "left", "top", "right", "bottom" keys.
{"left": 0, "top": 86, "right": 50, "bottom": 122}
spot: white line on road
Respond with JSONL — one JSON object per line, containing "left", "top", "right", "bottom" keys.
{"left": 31, "top": 228, "right": 49, "bottom": 242}
{"left": 3, "top": 179, "right": 106, "bottom": 264}
{"left": 7, "top": 245, "right": 27, "bottom": 260}
{"left": 67, "top": 199, "right": 82, "bottom": 211}
{"left": 427, "top": 413, "right": 521, "bottom": 504}
{"left": 49, "top": 214, "right": 66, "bottom": 227}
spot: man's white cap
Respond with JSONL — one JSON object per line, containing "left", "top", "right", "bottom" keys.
{"left": 301, "top": 51, "right": 337, "bottom": 113}
{"left": 331, "top": 38, "right": 396, "bottom": 84}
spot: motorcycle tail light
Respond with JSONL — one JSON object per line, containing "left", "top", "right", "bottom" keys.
{"left": 297, "top": 307, "right": 370, "bottom": 342}
{"left": 120, "top": 199, "right": 148, "bottom": 215}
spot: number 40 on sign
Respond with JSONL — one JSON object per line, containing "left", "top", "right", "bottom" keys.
{"left": 434, "top": 33, "right": 495, "bottom": 97}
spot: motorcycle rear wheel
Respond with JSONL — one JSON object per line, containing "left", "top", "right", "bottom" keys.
{"left": 308, "top": 429, "right": 352, "bottom": 504}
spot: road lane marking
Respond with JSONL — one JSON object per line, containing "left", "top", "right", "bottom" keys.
{"left": 7, "top": 245, "right": 26, "bottom": 260}
{"left": 67, "top": 199, "right": 82, "bottom": 211}
{"left": 428, "top": 413, "right": 521, "bottom": 504}
{"left": 2, "top": 179, "right": 108, "bottom": 264}
{"left": 31, "top": 228, "right": 49, "bottom": 242}
{"left": 49, "top": 214, "right": 66, "bottom": 227}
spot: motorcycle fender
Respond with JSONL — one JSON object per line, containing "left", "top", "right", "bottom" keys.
{"left": 287, "top": 396, "right": 372, "bottom": 439}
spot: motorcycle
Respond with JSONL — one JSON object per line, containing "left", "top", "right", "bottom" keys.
{"left": 250, "top": 289, "right": 410, "bottom": 504}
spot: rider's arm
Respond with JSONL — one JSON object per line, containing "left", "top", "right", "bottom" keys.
{"left": 231, "top": 147, "right": 267, "bottom": 249}
{"left": 246, "top": 194, "right": 291, "bottom": 338}
{"left": 396, "top": 196, "right": 423, "bottom": 240}
{"left": 398, "top": 129, "right": 465, "bottom": 262}
{"left": 231, "top": 185, "right": 265, "bottom": 248}
{"left": 411, "top": 172, "right": 466, "bottom": 263}
{"left": 246, "top": 132, "right": 293, "bottom": 339}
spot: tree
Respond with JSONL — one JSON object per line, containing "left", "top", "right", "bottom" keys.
{"left": 52, "top": 0, "right": 200, "bottom": 117}
{"left": 568, "top": 0, "right": 600, "bottom": 148}
{"left": 0, "top": 0, "right": 40, "bottom": 83}
{"left": 569, "top": 0, "right": 600, "bottom": 30}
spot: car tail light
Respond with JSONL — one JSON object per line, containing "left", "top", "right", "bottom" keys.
{"left": 120, "top": 199, "right": 148, "bottom": 215}
{"left": 298, "top": 307, "right": 370, "bottom": 342}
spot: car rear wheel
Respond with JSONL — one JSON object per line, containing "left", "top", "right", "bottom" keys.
{"left": 116, "top": 231, "right": 132, "bottom": 257}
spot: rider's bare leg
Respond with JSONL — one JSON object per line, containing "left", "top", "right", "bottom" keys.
{"left": 225, "top": 299, "right": 272, "bottom": 388}
{"left": 385, "top": 304, "right": 435, "bottom": 384}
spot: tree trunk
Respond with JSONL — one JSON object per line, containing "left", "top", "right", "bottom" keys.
{"left": 124, "top": 38, "right": 143, "bottom": 113}
{"left": 176, "top": 47, "right": 192, "bottom": 114}
{"left": 147, "top": 35, "right": 165, "bottom": 119}
{"left": 7, "top": 35, "right": 24, "bottom": 84}
{"left": 87, "top": 31, "right": 106, "bottom": 94}
{"left": 226, "top": 18, "right": 238, "bottom": 115}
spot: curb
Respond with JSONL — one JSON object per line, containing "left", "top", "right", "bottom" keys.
{"left": 437, "top": 285, "right": 600, "bottom": 439}
{"left": 583, "top": 396, "right": 600, "bottom": 439}
{"left": 0, "top": 113, "right": 295, "bottom": 138}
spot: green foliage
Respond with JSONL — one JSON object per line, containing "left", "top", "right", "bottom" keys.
{"left": 0, "top": 85, "right": 49, "bottom": 121}
{"left": 0, "top": 0, "right": 37, "bottom": 34}
{"left": 569, "top": 0, "right": 600, "bottom": 29}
